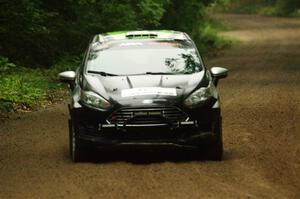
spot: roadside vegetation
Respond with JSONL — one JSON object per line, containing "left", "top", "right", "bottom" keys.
{"left": 0, "top": 56, "right": 80, "bottom": 111}
{"left": 214, "top": 0, "right": 300, "bottom": 17}
{"left": 0, "top": 0, "right": 232, "bottom": 112}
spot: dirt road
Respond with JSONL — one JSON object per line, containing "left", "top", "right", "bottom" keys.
{"left": 1, "top": 14, "right": 300, "bottom": 199}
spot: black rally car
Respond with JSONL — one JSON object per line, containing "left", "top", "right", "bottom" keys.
{"left": 59, "top": 30, "right": 228, "bottom": 162}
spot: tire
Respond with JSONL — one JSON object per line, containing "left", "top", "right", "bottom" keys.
{"left": 206, "top": 133, "right": 223, "bottom": 161}
{"left": 199, "top": 116, "right": 223, "bottom": 161}
{"left": 207, "top": 116, "right": 223, "bottom": 161}
{"left": 68, "top": 120, "right": 85, "bottom": 162}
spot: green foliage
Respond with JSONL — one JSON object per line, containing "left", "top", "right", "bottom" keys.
{"left": 209, "top": 0, "right": 231, "bottom": 12}
{"left": 292, "top": 9, "right": 300, "bottom": 17}
{"left": 161, "top": 0, "right": 220, "bottom": 54}
{"left": 0, "top": 57, "right": 64, "bottom": 111}
{"left": 49, "top": 55, "right": 81, "bottom": 79}
{"left": 0, "top": 56, "right": 16, "bottom": 72}
{"left": 0, "top": 0, "right": 219, "bottom": 67}
{"left": 275, "top": 0, "right": 300, "bottom": 16}
{"left": 162, "top": 0, "right": 206, "bottom": 33}
{"left": 159, "top": 0, "right": 232, "bottom": 54}
{"left": 197, "top": 23, "right": 233, "bottom": 56}
{"left": 136, "top": 0, "right": 168, "bottom": 28}
{"left": 0, "top": 72, "right": 44, "bottom": 111}
{"left": 215, "top": 0, "right": 272, "bottom": 14}
{"left": 0, "top": 0, "right": 59, "bottom": 66}
{"left": 218, "top": 0, "right": 300, "bottom": 16}
{"left": 258, "top": 6, "right": 277, "bottom": 16}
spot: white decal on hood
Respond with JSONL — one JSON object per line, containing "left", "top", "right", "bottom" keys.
{"left": 119, "top": 42, "right": 143, "bottom": 47}
{"left": 121, "top": 87, "right": 177, "bottom": 97}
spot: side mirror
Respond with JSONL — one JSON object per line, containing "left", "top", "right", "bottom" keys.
{"left": 210, "top": 67, "right": 228, "bottom": 86}
{"left": 58, "top": 71, "right": 76, "bottom": 90}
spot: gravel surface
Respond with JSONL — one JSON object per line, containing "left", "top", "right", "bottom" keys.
{"left": 0, "top": 14, "right": 300, "bottom": 199}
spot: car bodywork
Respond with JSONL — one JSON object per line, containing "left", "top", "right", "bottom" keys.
{"left": 59, "top": 30, "right": 228, "bottom": 162}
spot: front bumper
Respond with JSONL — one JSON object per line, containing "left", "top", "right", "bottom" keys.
{"left": 99, "top": 120, "right": 198, "bottom": 130}
{"left": 77, "top": 130, "right": 219, "bottom": 150}
{"left": 70, "top": 103, "right": 221, "bottom": 149}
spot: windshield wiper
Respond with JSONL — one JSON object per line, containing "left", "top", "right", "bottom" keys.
{"left": 127, "top": 72, "right": 193, "bottom": 75}
{"left": 144, "top": 72, "right": 181, "bottom": 75}
{"left": 88, "top": 70, "right": 118, "bottom": 76}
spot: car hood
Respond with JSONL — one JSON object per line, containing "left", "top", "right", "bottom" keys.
{"left": 82, "top": 71, "right": 207, "bottom": 106}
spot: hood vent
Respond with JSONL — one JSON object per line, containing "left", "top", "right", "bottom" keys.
{"left": 126, "top": 32, "right": 158, "bottom": 39}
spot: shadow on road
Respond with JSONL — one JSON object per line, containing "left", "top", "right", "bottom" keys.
{"left": 64, "top": 148, "right": 230, "bottom": 164}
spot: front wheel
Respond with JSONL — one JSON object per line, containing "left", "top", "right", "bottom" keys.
{"left": 200, "top": 116, "right": 223, "bottom": 161}
{"left": 68, "top": 120, "right": 85, "bottom": 162}
{"left": 206, "top": 133, "right": 223, "bottom": 161}
{"left": 208, "top": 116, "right": 223, "bottom": 160}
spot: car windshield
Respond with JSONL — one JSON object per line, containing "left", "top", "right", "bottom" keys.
{"left": 86, "top": 40, "right": 203, "bottom": 75}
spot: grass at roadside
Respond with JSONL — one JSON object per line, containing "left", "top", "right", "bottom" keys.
{"left": 0, "top": 56, "right": 79, "bottom": 112}
{"left": 199, "top": 21, "right": 233, "bottom": 56}
{"left": 211, "top": 1, "right": 300, "bottom": 17}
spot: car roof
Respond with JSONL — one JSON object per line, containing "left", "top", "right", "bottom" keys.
{"left": 91, "top": 30, "right": 192, "bottom": 44}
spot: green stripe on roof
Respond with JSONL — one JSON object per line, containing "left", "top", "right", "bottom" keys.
{"left": 99, "top": 30, "right": 183, "bottom": 42}
{"left": 106, "top": 30, "right": 175, "bottom": 36}
{"left": 106, "top": 31, "right": 128, "bottom": 36}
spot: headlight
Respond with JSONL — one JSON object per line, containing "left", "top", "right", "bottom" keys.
{"left": 184, "top": 81, "right": 217, "bottom": 107}
{"left": 80, "top": 90, "right": 111, "bottom": 109}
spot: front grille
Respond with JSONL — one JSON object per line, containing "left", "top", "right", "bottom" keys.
{"left": 107, "top": 106, "right": 188, "bottom": 125}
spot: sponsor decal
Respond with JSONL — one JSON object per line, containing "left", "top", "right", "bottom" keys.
{"left": 122, "top": 87, "right": 177, "bottom": 97}
{"left": 119, "top": 42, "right": 143, "bottom": 47}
